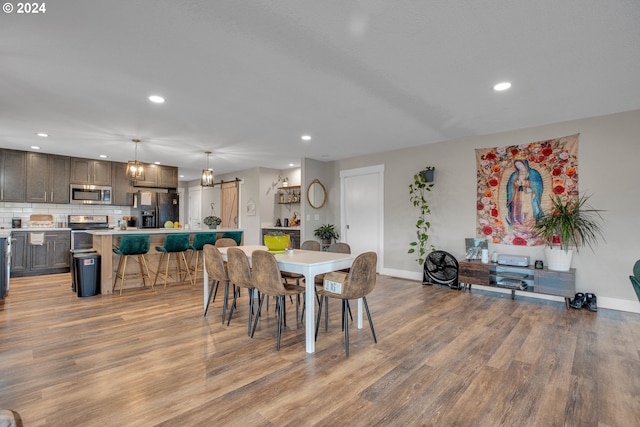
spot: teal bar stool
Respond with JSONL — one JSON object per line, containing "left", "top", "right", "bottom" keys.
{"left": 112, "top": 234, "right": 153, "bottom": 296}
{"left": 154, "top": 234, "right": 194, "bottom": 288}
{"left": 189, "top": 232, "right": 218, "bottom": 280}
{"left": 221, "top": 231, "right": 243, "bottom": 245}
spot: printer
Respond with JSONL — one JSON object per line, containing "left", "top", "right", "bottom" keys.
{"left": 497, "top": 254, "right": 530, "bottom": 267}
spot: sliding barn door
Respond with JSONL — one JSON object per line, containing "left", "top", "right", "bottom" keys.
{"left": 220, "top": 181, "right": 239, "bottom": 228}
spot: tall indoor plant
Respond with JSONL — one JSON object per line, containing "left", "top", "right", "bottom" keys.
{"left": 408, "top": 166, "right": 435, "bottom": 265}
{"left": 533, "top": 193, "right": 605, "bottom": 271}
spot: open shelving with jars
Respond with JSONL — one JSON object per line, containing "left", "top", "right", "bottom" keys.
{"left": 277, "top": 185, "right": 301, "bottom": 210}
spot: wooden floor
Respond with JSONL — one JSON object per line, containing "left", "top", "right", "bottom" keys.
{"left": 1, "top": 273, "right": 640, "bottom": 427}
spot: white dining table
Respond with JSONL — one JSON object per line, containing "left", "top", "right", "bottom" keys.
{"left": 204, "top": 245, "right": 358, "bottom": 353}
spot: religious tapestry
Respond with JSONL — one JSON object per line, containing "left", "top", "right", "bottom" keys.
{"left": 475, "top": 134, "right": 579, "bottom": 246}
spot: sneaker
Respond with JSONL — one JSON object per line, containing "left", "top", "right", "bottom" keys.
{"left": 585, "top": 293, "right": 598, "bottom": 312}
{"left": 570, "top": 292, "right": 586, "bottom": 309}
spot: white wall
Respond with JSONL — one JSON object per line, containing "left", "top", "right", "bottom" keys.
{"left": 333, "top": 109, "right": 640, "bottom": 311}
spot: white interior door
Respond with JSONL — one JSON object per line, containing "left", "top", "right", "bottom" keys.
{"left": 189, "top": 186, "right": 201, "bottom": 228}
{"left": 341, "top": 165, "right": 384, "bottom": 270}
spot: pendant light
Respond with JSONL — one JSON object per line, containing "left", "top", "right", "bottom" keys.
{"left": 126, "top": 139, "right": 145, "bottom": 180}
{"left": 201, "top": 151, "right": 214, "bottom": 187}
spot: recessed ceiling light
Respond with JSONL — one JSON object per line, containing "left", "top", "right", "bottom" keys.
{"left": 36, "top": 132, "right": 48, "bottom": 137}
{"left": 154, "top": 161, "right": 161, "bottom": 165}
{"left": 301, "top": 135, "right": 311, "bottom": 141}
{"left": 148, "top": 95, "right": 165, "bottom": 103}
{"left": 493, "top": 82, "right": 512, "bottom": 91}
{"left": 289, "top": 163, "right": 294, "bottom": 167}
{"left": 30, "top": 146, "right": 41, "bottom": 150}
{"left": 179, "top": 175, "right": 184, "bottom": 178}
{"left": 99, "top": 154, "right": 107, "bottom": 158}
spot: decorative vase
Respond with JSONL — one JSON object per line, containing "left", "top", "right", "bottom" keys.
{"left": 545, "top": 247, "right": 573, "bottom": 271}
{"left": 420, "top": 169, "right": 435, "bottom": 182}
{"left": 208, "top": 224, "right": 217, "bottom": 229}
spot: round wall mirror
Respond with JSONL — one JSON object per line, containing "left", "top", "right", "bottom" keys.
{"left": 307, "top": 179, "right": 327, "bottom": 209}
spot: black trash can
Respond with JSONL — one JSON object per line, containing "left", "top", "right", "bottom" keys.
{"left": 70, "top": 249, "right": 97, "bottom": 292}
{"left": 74, "top": 253, "right": 101, "bottom": 297}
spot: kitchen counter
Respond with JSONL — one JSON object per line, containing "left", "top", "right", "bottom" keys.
{"left": 91, "top": 228, "right": 244, "bottom": 294}
{"left": 8, "top": 227, "right": 71, "bottom": 232}
{"left": 0, "top": 230, "right": 11, "bottom": 238}
{"left": 262, "top": 226, "right": 301, "bottom": 230}
{"left": 88, "top": 227, "right": 242, "bottom": 235}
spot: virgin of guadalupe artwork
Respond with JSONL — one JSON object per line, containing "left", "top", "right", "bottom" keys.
{"left": 506, "top": 159, "right": 544, "bottom": 230}
{"left": 475, "top": 134, "right": 579, "bottom": 246}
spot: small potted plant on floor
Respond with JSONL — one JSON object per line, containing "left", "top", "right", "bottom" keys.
{"left": 203, "top": 215, "right": 221, "bottom": 229}
{"left": 314, "top": 224, "right": 339, "bottom": 246}
{"left": 533, "top": 193, "right": 605, "bottom": 271}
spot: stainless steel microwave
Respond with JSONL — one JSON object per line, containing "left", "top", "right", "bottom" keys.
{"left": 70, "top": 184, "right": 112, "bottom": 205}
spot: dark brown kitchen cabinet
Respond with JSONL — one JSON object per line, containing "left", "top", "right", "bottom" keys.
{"left": 11, "top": 231, "right": 70, "bottom": 277}
{"left": 70, "top": 158, "right": 112, "bottom": 186}
{"left": 0, "top": 149, "right": 26, "bottom": 202}
{"left": 134, "top": 164, "right": 178, "bottom": 188}
{"left": 111, "top": 162, "right": 134, "bottom": 206}
{"left": 10, "top": 232, "right": 28, "bottom": 274}
{"left": 26, "top": 152, "right": 70, "bottom": 203}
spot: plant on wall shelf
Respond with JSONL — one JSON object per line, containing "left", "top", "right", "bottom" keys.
{"left": 408, "top": 166, "right": 435, "bottom": 265}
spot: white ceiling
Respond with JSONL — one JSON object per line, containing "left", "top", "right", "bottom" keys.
{"left": 2, "top": 0, "right": 640, "bottom": 181}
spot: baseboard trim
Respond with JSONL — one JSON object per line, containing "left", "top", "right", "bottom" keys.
{"left": 380, "top": 267, "right": 640, "bottom": 314}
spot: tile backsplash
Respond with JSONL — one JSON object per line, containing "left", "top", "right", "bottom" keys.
{"left": 0, "top": 202, "right": 134, "bottom": 229}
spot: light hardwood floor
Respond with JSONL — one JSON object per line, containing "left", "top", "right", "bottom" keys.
{"left": 1, "top": 272, "right": 639, "bottom": 426}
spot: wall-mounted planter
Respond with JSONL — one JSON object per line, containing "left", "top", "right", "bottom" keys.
{"left": 420, "top": 169, "right": 435, "bottom": 182}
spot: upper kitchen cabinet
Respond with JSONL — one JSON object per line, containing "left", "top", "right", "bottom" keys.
{"left": 134, "top": 164, "right": 178, "bottom": 189}
{"left": 0, "top": 149, "right": 26, "bottom": 202}
{"left": 70, "top": 158, "right": 112, "bottom": 186}
{"left": 26, "top": 152, "right": 70, "bottom": 203}
{"left": 111, "top": 162, "right": 134, "bottom": 206}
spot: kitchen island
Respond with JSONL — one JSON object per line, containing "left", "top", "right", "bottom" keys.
{"left": 89, "top": 228, "right": 243, "bottom": 294}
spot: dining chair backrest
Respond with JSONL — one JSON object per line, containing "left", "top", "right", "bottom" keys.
{"left": 342, "top": 252, "right": 377, "bottom": 300}
{"left": 215, "top": 237, "right": 238, "bottom": 248}
{"left": 630, "top": 259, "right": 640, "bottom": 302}
{"left": 222, "top": 231, "right": 243, "bottom": 245}
{"left": 203, "top": 244, "right": 228, "bottom": 282}
{"left": 328, "top": 242, "right": 351, "bottom": 254}
{"left": 300, "top": 240, "right": 321, "bottom": 251}
{"left": 227, "top": 248, "right": 252, "bottom": 289}
{"left": 192, "top": 233, "right": 218, "bottom": 250}
{"left": 251, "top": 250, "right": 286, "bottom": 296}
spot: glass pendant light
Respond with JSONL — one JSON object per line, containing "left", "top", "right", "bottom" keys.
{"left": 201, "top": 151, "right": 214, "bottom": 187}
{"left": 126, "top": 139, "right": 145, "bottom": 180}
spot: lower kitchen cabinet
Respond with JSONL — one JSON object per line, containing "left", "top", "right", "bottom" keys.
{"left": 11, "top": 231, "right": 71, "bottom": 277}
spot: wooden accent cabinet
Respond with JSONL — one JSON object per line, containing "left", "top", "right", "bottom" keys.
{"left": 458, "top": 260, "right": 575, "bottom": 308}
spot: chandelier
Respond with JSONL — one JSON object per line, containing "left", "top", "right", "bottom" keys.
{"left": 201, "top": 151, "right": 214, "bottom": 187}
{"left": 125, "top": 139, "right": 145, "bottom": 180}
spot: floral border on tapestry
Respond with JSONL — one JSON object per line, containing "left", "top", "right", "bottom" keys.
{"left": 475, "top": 133, "right": 579, "bottom": 246}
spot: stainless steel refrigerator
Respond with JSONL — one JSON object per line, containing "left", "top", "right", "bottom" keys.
{"left": 136, "top": 191, "right": 179, "bottom": 228}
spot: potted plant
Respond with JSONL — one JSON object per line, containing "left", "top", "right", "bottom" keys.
{"left": 408, "top": 166, "right": 435, "bottom": 265}
{"left": 314, "top": 224, "right": 339, "bottom": 245}
{"left": 203, "top": 215, "right": 221, "bottom": 229}
{"left": 533, "top": 193, "right": 605, "bottom": 271}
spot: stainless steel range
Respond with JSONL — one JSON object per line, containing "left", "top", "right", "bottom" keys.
{"left": 68, "top": 215, "right": 110, "bottom": 250}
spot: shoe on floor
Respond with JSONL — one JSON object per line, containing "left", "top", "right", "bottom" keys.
{"left": 570, "top": 292, "right": 586, "bottom": 309}
{"left": 585, "top": 293, "right": 598, "bottom": 312}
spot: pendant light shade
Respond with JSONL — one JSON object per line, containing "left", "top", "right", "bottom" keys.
{"left": 126, "top": 139, "right": 145, "bottom": 180}
{"left": 201, "top": 151, "right": 214, "bottom": 187}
